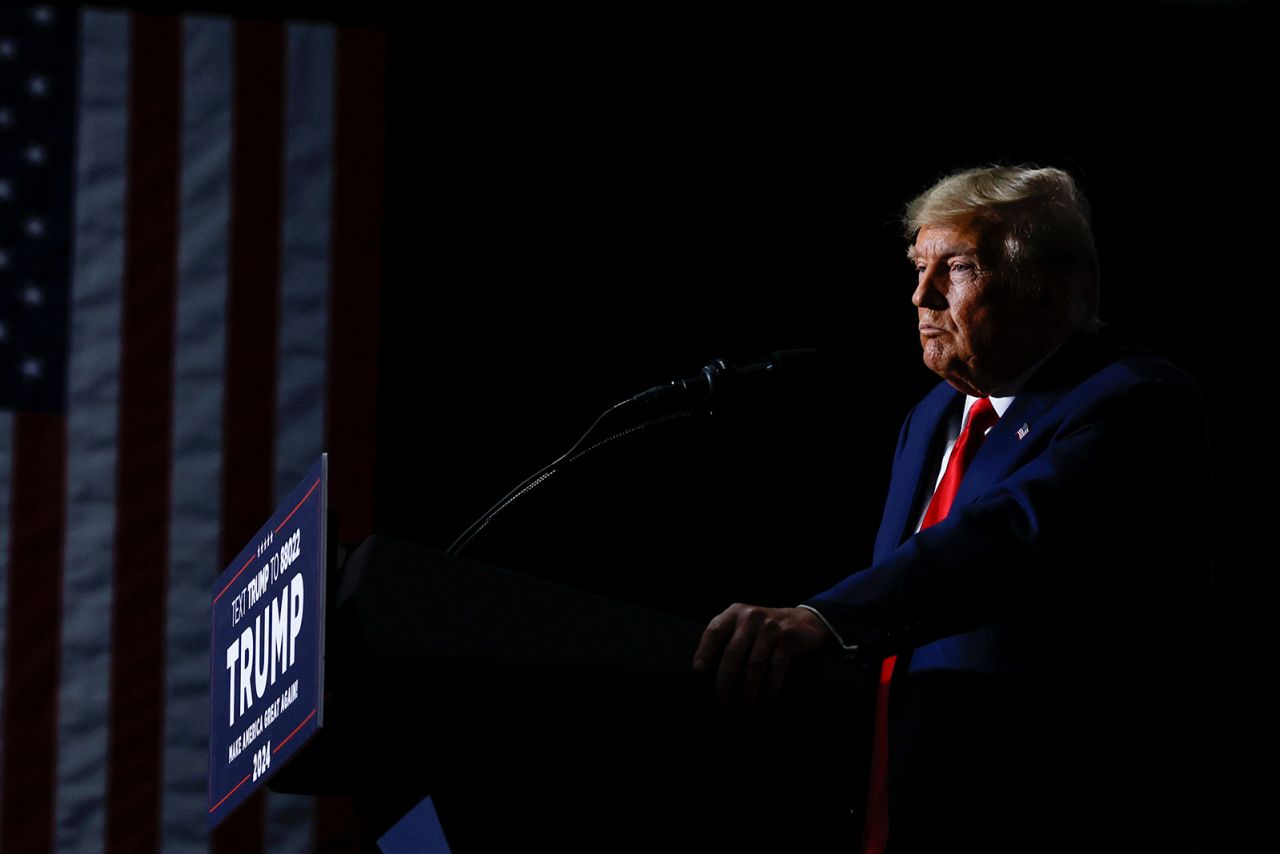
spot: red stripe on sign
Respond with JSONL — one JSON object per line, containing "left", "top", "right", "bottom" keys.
{"left": 214, "top": 553, "right": 259, "bottom": 606}
{"left": 213, "top": 19, "right": 286, "bottom": 854}
{"left": 316, "top": 27, "right": 387, "bottom": 850}
{"left": 210, "top": 774, "right": 254, "bottom": 815}
{"left": 0, "top": 414, "right": 67, "bottom": 854}
{"left": 271, "top": 707, "right": 317, "bottom": 754}
{"left": 105, "top": 15, "right": 181, "bottom": 854}
{"left": 274, "top": 478, "right": 321, "bottom": 533}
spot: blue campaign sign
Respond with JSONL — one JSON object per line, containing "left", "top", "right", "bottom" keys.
{"left": 208, "top": 455, "right": 327, "bottom": 829}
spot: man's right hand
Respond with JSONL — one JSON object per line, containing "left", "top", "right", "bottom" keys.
{"left": 692, "top": 604, "right": 831, "bottom": 704}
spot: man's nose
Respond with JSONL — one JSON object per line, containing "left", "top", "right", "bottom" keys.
{"left": 912, "top": 268, "right": 947, "bottom": 310}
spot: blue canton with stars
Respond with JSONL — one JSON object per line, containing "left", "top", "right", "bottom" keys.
{"left": 0, "top": 4, "right": 73, "bottom": 412}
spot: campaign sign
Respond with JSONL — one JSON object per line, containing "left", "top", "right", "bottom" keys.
{"left": 208, "top": 455, "right": 327, "bottom": 829}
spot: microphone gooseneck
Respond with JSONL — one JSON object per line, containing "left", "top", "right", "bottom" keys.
{"left": 446, "top": 347, "right": 820, "bottom": 556}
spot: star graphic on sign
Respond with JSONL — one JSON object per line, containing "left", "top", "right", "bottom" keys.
{"left": 32, "top": 6, "right": 55, "bottom": 26}
{"left": 26, "top": 144, "right": 46, "bottom": 165}
{"left": 0, "top": 39, "right": 16, "bottom": 60}
{"left": 24, "top": 217, "right": 46, "bottom": 238}
{"left": 22, "top": 284, "right": 43, "bottom": 306}
{"left": 28, "top": 75, "right": 50, "bottom": 98}
{"left": 20, "top": 357, "right": 43, "bottom": 380}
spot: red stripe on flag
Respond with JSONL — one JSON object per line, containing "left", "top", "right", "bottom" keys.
{"left": 327, "top": 27, "right": 384, "bottom": 545}
{"left": 213, "top": 19, "right": 286, "bottom": 854}
{"left": 316, "top": 26, "right": 387, "bottom": 849}
{"left": 0, "top": 414, "right": 67, "bottom": 854}
{"left": 105, "top": 15, "right": 181, "bottom": 854}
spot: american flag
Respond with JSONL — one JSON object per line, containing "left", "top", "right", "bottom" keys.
{"left": 0, "top": 5, "right": 383, "bottom": 852}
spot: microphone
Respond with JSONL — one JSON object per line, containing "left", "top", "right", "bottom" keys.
{"left": 629, "top": 348, "right": 821, "bottom": 407}
{"left": 448, "top": 348, "right": 820, "bottom": 556}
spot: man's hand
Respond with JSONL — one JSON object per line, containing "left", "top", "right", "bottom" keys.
{"left": 692, "top": 604, "right": 832, "bottom": 704}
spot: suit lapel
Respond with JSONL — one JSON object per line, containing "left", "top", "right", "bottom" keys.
{"left": 947, "top": 394, "right": 1053, "bottom": 506}
{"left": 876, "top": 382, "right": 960, "bottom": 555}
{"left": 948, "top": 333, "right": 1118, "bottom": 509}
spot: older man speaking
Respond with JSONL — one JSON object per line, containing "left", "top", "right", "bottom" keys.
{"left": 693, "top": 165, "right": 1210, "bottom": 851}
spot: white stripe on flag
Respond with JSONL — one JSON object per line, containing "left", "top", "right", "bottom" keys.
{"left": 160, "top": 15, "right": 234, "bottom": 854}
{"left": 0, "top": 412, "right": 12, "bottom": 766}
{"left": 274, "top": 21, "right": 334, "bottom": 500}
{"left": 55, "top": 9, "right": 130, "bottom": 853}
{"left": 266, "top": 22, "right": 335, "bottom": 852}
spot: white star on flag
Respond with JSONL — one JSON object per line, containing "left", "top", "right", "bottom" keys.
{"left": 19, "top": 356, "right": 43, "bottom": 379}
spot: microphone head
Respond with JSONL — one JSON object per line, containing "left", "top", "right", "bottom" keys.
{"left": 630, "top": 348, "right": 822, "bottom": 410}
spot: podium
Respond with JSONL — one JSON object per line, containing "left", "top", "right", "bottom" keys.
{"left": 269, "top": 535, "right": 872, "bottom": 850}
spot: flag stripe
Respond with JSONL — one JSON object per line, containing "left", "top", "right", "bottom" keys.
{"left": 295, "top": 26, "right": 384, "bottom": 850}
{"left": 0, "top": 412, "right": 11, "bottom": 767}
{"left": 105, "top": 13, "right": 181, "bottom": 854}
{"left": 327, "top": 26, "right": 384, "bottom": 545}
{"left": 161, "top": 14, "right": 234, "bottom": 854}
{"left": 220, "top": 18, "right": 284, "bottom": 567}
{"left": 311, "top": 27, "right": 385, "bottom": 849}
{"left": 211, "top": 19, "right": 287, "bottom": 854}
{"left": 274, "top": 21, "right": 333, "bottom": 501}
{"left": 0, "top": 413, "right": 67, "bottom": 854}
{"left": 55, "top": 10, "right": 129, "bottom": 853}
{"left": 272, "top": 24, "right": 336, "bottom": 839}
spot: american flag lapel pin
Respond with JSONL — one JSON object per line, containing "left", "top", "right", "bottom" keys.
{"left": 1016, "top": 422, "right": 1031, "bottom": 440}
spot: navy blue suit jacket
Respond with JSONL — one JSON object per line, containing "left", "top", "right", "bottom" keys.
{"left": 806, "top": 332, "right": 1211, "bottom": 851}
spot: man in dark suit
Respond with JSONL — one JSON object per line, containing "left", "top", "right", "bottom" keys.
{"left": 693, "top": 165, "right": 1210, "bottom": 851}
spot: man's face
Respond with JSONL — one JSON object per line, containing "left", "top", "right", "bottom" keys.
{"left": 909, "top": 217, "right": 1047, "bottom": 397}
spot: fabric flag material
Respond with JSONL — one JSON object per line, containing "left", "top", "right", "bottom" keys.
{"left": 0, "top": 5, "right": 384, "bottom": 853}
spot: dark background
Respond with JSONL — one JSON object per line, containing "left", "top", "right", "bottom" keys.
{"left": 284, "top": 0, "right": 1265, "bottom": 848}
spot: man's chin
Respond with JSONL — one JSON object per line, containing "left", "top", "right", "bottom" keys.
{"left": 922, "top": 355, "right": 980, "bottom": 396}
{"left": 941, "top": 368, "right": 985, "bottom": 398}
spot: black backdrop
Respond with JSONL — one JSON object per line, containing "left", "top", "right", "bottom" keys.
{"left": 367, "top": 4, "right": 1269, "bottom": 849}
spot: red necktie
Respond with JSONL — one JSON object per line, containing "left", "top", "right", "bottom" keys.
{"left": 863, "top": 397, "right": 999, "bottom": 854}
